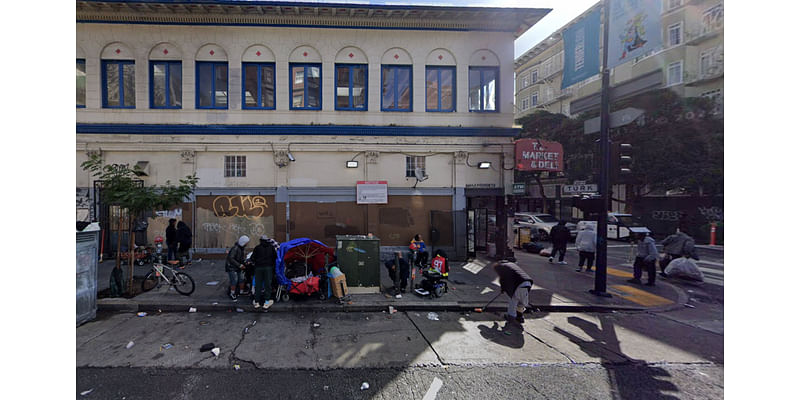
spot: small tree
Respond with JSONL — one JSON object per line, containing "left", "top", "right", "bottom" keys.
{"left": 81, "top": 153, "right": 198, "bottom": 294}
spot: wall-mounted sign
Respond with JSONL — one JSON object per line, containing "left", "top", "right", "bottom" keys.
{"left": 466, "top": 183, "right": 497, "bottom": 188}
{"left": 357, "top": 181, "right": 388, "bottom": 204}
{"left": 512, "top": 183, "right": 526, "bottom": 195}
{"left": 514, "top": 139, "right": 564, "bottom": 172}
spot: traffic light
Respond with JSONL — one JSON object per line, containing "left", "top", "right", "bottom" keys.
{"left": 609, "top": 142, "right": 633, "bottom": 183}
{"left": 618, "top": 143, "right": 633, "bottom": 176}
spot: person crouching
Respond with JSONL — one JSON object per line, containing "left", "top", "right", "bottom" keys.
{"left": 491, "top": 260, "right": 533, "bottom": 324}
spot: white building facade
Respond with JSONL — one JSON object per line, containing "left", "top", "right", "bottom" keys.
{"left": 76, "top": 1, "right": 550, "bottom": 257}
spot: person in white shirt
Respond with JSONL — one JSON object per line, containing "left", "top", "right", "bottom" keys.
{"left": 574, "top": 224, "right": 597, "bottom": 272}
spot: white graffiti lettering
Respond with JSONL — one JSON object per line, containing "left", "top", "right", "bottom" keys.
{"left": 697, "top": 206, "right": 723, "bottom": 222}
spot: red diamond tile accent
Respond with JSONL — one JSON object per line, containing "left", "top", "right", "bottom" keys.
{"left": 438, "top": 55, "right": 443, "bottom": 60}
{"left": 394, "top": 54, "right": 399, "bottom": 59}
{"left": 349, "top": 53, "right": 354, "bottom": 58}
{"left": 115, "top": 49, "right": 121, "bottom": 54}
{"left": 481, "top": 56, "right": 486, "bottom": 61}
{"left": 163, "top": 49, "right": 169, "bottom": 55}
{"left": 210, "top": 50, "right": 215, "bottom": 56}
{"left": 256, "top": 51, "right": 261, "bottom": 56}
{"left": 303, "top": 52, "right": 308, "bottom": 57}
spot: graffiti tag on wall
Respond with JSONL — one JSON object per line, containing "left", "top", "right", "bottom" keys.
{"left": 202, "top": 221, "right": 266, "bottom": 238}
{"left": 697, "top": 206, "right": 723, "bottom": 222}
{"left": 651, "top": 210, "right": 683, "bottom": 221}
{"left": 212, "top": 196, "right": 268, "bottom": 218}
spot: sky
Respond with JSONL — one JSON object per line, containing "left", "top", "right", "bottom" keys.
{"left": 230, "top": 0, "right": 601, "bottom": 59}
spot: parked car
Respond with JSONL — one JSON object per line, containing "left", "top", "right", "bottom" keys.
{"left": 578, "top": 212, "right": 651, "bottom": 241}
{"left": 513, "top": 212, "right": 577, "bottom": 241}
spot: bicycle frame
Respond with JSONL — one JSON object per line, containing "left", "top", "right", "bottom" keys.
{"left": 151, "top": 263, "right": 178, "bottom": 285}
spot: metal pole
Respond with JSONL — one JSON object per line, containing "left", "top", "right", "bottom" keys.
{"left": 591, "top": 0, "right": 612, "bottom": 297}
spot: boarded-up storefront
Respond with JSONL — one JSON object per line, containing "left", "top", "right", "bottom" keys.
{"left": 374, "top": 195, "right": 452, "bottom": 246}
{"left": 195, "top": 195, "right": 279, "bottom": 249}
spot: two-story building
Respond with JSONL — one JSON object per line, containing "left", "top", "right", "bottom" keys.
{"left": 76, "top": 0, "right": 550, "bottom": 258}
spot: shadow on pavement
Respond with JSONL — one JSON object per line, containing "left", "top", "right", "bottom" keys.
{"left": 555, "top": 315, "right": 681, "bottom": 400}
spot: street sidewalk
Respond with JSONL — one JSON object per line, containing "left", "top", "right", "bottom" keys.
{"left": 96, "top": 249, "right": 688, "bottom": 315}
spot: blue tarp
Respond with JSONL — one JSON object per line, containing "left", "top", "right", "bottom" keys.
{"left": 275, "top": 238, "right": 333, "bottom": 289}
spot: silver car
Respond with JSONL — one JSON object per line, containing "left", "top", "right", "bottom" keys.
{"left": 513, "top": 213, "right": 577, "bottom": 241}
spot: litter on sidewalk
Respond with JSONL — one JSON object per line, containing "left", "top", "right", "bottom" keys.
{"left": 161, "top": 343, "right": 173, "bottom": 350}
{"left": 427, "top": 312, "right": 440, "bottom": 321}
{"left": 189, "top": 307, "right": 197, "bottom": 313}
{"left": 206, "top": 281, "right": 219, "bottom": 286}
{"left": 211, "top": 347, "right": 220, "bottom": 357}
{"left": 200, "top": 343, "right": 215, "bottom": 352}
{"left": 126, "top": 341, "right": 135, "bottom": 349}
{"left": 80, "top": 389, "right": 94, "bottom": 396}
{"left": 137, "top": 312, "right": 147, "bottom": 317}
{"left": 360, "top": 382, "right": 369, "bottom": 390}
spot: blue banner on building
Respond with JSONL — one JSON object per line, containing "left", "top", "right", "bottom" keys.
{"left": 561, "top": 8, "right": 601, "bottom": 89}
{"left": 608, "top": 0, "right": 663, "bottom": 70}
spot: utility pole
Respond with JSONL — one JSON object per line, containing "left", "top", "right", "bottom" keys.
{"left": 591, "top": 0, "right": 612, "bottom": 298}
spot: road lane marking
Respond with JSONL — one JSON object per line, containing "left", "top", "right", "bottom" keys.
{"left": 610, "top": 285, "right": 673, "bottom": 307}
{"left": 606, "top": 267, "right": 633, "bottom": 278}
{"left": 423, "top": 377, "right": 443, "bottom": 400}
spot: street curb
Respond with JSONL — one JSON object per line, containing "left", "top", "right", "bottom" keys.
{"left": 99, "top": 300, "right": 646, "bottom": 314}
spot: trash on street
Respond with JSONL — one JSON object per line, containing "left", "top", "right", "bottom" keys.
{"left": 684, "top": 303, "right": 696, "bottom": 308}
{"left": 126, "top": 341, "right": 135, "bottom": 349}
{"left": 200, "top": 343, "right": 215, "bottom": 352}
{"left": 206, "top": 281, "right": 219, "bottom": 286}
{"left": 313, "top": 323, "right": 321, "bottom": 328}
{"left": 189, "top": 307, "right": 197, "bottom": 313}
{"left": 80, "top": 389, "right": 94, "bottom": 396}
{"left": 236, "top": 308, "right": 244, "bottom": 313}
{"left": 161, "top": 343, "right": 173, "bottom": 350}
{"left": 427, "top": 312, "right": 440, "bottom": 321}
{"left": 234, "top": 364, "right": 240, "bottom": 370}
{"left": 211, "top": 347, "right": 220, "bottom": 357}
{"left": 360, "top": 382, "right": 369, "bottom": 390}
{"left": 137, "top": 312, "right": 147, "bottom": 317}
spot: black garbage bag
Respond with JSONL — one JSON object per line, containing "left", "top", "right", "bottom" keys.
{"left": 109, "top": 267, "right": 125, "bottom": 297}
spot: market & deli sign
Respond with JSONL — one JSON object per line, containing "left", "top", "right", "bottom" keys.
{"left": 514, "top": 139, "right": 563, "bottom": 172}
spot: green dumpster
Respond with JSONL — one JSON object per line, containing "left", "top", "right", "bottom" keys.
{"left": 336, "top": 235, "right": 380, "bottom": 289}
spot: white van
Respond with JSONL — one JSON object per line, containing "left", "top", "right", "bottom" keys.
{"left": 578, "top": 213, "right": 651, "bottom": 240}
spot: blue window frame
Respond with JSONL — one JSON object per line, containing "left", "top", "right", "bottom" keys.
{"left": 469, "top": 67, "right": 499, "bottom": 112}
{"left": 381, "top": 65, "right": 412, "bottom": 112}
{"left": 150, "top": 61, "right": 182, "bottom": 109}
{"left": 196, "top": 61, "right": 228, "bottom": 109}
{"left": 425, "top": 66, "right": 455, "bottom": 112}
{"left": 242, "top": 63, "right": 276, "bottom": 110}
{"left": 289, "top": 63, "right": 322, "bottom": 110}
{"left": 77, "top": 59, "right": 86, "bottom": 108}
{"left": 335, "top": 64, "right": 368, "bottom": 111}
{"left": 101, "top": 60, "right": 135, "bottom": 108}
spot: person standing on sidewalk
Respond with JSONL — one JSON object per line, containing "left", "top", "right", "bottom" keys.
{"left": 251, "top": 235, "right": 277, "bottom": 310}
{"left": 659, "top": 227, "right": 699, "bottom": 277}
{"left": 176, "top": 220, "right": 193, "bottom": 263}
{"left": 628, "top": 232, "right": 659, "bottom": 286}
{"left": 384, "top": 251, "right": 410, "bottom": 295}
{"left": 226, "top": 235, "right": 249, "bottom": 300}
{"left": 548, "top": 221, "right": 571, "bottom": 265}
{"left": 491, "top": 260, "right": 533, "bottom": 324}
{"left": 574, "top": 224, "right": 597, "bottom": 272}
{"left": 166, "top": 218, "right": 178, "bottom": 261}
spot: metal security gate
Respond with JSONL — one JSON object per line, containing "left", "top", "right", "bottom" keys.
{"left": 430, "top": 210, "right": 467, "bottom": 261}
{"left": 94, "top": 180, "right": 144, "bottom": 258}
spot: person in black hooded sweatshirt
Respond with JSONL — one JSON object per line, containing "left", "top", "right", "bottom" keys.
{"left": 491, "top": 260, "right": 533, "bottom": 324}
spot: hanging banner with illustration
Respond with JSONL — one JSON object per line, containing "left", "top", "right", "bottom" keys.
{"left": 607, "top": 0, "right": 663, "bottom": 70}
{"left": 562, "top": 7, "right": 601, "bottom": 89}
{"left": 514, "top": 139, "right": 564, "bottom": 172}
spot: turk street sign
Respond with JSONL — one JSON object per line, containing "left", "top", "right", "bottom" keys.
{"left": 514, "top": 139, "right": 564, "bottom": 172}
{"left": 562, "top": 183, "right": 599, "bottom": 194}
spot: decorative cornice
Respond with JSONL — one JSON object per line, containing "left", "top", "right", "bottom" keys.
{"left": 180, "top": 150, "right": 195, "bottom": 163}
{"left": 77, "top": 1, "right": 550, "bottom": 37}
{"left": 454, "top": 151, "right": 468, "bottom": 165}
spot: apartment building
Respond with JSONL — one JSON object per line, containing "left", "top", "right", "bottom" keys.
{"left": 76, "top": 1, "right": 550, "bottom": 257}
{"left": 514, "top": 0, "right": 723, "bottom": 119}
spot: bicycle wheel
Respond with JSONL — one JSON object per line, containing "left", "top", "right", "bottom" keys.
{"left": 141, "top": 270, "right": 159, "bottom": 292}
{"left": 173, "top": 272, "right": 195, "bottom": 295}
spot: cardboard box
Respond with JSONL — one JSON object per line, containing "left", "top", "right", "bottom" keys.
{"left": 331, "top": 274, "right": 349, "bottom": 298}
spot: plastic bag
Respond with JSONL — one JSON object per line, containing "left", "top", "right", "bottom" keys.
{"left": 664, "top": 257, "right": 704, "bottom": 282}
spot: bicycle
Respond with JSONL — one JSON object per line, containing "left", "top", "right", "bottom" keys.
{"left": 141, "top": 262, "right": 195, "bottom": 295}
